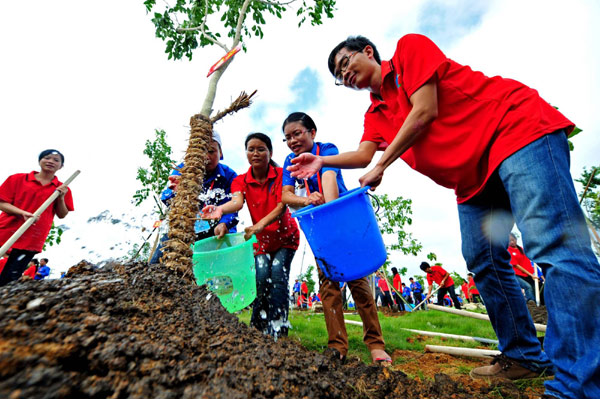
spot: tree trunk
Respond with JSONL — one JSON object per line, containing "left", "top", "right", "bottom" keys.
{"left": 161, "top": 114, "right": 213, "bottom": 282}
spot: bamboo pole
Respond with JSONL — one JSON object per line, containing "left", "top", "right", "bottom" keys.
{"left": 425, "top": 345, "right": 500, "bottom": 358}
{"left": 428, "top": 304, "right": 547, "bottom": 333}
{"left": 0, "top": 170, "right": 80, "bottom": 258}
{"left": 402, "top": 328, "right": 499, "bottom": 345}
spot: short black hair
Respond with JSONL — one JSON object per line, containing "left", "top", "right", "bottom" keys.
{"left": 419, "top": 262, "right": 430, "bottom": 272}
{"left": 39, "top": 149, "right": 65, "bottom": 165}
{"left": 282, "top": 112, "right": 317, "bottom": 133}
{"left": 328, "top": 36, "right": 381, "bottom": 76}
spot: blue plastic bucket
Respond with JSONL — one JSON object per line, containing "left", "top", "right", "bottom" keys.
{"left": 292, "top": 186, "right": 386, "bottom": 281}
{"left": 192, "top": 233, "right": 257, "bottom": 312}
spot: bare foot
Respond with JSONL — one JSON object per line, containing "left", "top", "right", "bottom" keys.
{"left": 370, "top": 348, "right": 392, "bottom": 363}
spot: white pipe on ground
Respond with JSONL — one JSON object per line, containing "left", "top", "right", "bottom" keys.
{"left": 428, "top": 304, "right": 546, "bottom": 333}
{"left": 344, "top": 320, "right": 363, "bottom": 327}
{"left": 425, "top": 345, "right": 501, "bottom": 358}
{"left": 402, "top": 328, "right": 498, "bottom": 345}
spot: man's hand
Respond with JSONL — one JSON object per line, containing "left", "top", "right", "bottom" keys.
{"left": 201, "top": 205, "right": 223, "bottom": 220}
{"left": 213, "top": 223, "right": 228, "bottom": 239}
{"left": 359, "top": 165, "right": 384, "bottom": 190}
{"left": 305, "top": 192, "right": 325, "bottom": 206}
{"left": 288, "top": 153, "right": 322, "bottom": 179}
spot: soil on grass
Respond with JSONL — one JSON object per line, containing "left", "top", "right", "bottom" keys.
{"left": 1, "top": 261, "right": 534, "bottom": 399}
{"left": 527, "top": 302, "right": 548, "bottom": 325}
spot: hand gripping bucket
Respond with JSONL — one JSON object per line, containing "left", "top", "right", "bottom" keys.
{"left": 292, "top": 186, "right": 386, "bottom": 281}
{"left": 192, "top": 233, "right": 257, "bottom": 312}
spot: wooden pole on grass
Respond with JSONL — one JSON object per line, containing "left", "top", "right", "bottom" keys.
{"left": 428, "top": 303, "right": 547, "bottom": 333}
{"left": 0, "top": 170, "right": 80, "bottom": 258}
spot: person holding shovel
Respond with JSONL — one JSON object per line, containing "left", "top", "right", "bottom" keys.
{"left": 0, "top": 150, "right": 74, "bottom": 286}
{"left": 281, "top": 111, "right": 391, "bottom": 365}
{"left": 420, "top": 262, "right": 461, "bottom": 309}
{"left": 508, "top": 233, "right": 538, "bottom": 304}
{"left": 390, "top": 266, "right": 405, "bottom": 311}
{"left": 201, "top": 133, "right": 299, "bottom": 339}
{"left": 288, "top": 33, "right": 600, "bottom": 398}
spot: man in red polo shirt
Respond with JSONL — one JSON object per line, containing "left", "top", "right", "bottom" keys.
{"left": 287, "top": 34, "right": 600, "bottom": 397}
{"left": 0, "top": 149, "right": 74, "bottom": 286}
{"left": 420, "top": 262, "right": 461, "bottom": 309}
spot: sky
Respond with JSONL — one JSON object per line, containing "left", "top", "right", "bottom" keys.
{"left": 1, "top": 0, "right": 599, "bottom": 283}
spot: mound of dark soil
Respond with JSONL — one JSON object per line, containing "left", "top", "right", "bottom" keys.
{"left": 527, "top": 302, "right": 548, "bottom": 325}
{"left": 1, "top": 261, "right": 519, "bottom": 399}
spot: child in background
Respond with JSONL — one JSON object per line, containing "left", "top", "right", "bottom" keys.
{"left": 0, "top": 150, "right": 74, "bottom": 286}
{"left": 36, "top": 258, "right": 51, "bottom": 280}
{"left": 202, "top": 133, "right": 299, "bottom": 338}
{"left": 22, "top": 259, "right": 39, "bottom": 279}
{"left": 281, "top": 111, "right": 391, "bottom": 365}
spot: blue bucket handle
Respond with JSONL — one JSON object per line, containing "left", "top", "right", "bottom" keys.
{"left": 366, "top": 190, "right": 381, "bottom": 214}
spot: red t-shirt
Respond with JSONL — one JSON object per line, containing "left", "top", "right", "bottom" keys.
{"left": 300, "top": 282, "right": 308, "bottom": 295}
{"left": 362, "top": 34, "right": 574, "bottom": 203}
{"left": 231, "top": 165, "right": 299, "bottom": 256}
{"left": 507, "top": 246, "right": 534, "bottom": 277}
{"left": 461, "top": 282, "right": 469, "bottom": 297}
{"left": 467, "top": 278, "right": 479, "bottom": 295}
{"left": 0, "top": 257, "right": 7, "bottom": 275}
{"left": 23, "top": 265, "right": 37, "bottom": 279}
{"left": 377, "top": 277, "right": 390, "bottom": 292}
{"left": 0, "top": 172, "right": 74, "bottom": 253}
{"left": 426, "top": 265, "right": 454, "bottom": 288}
{"left": 393, "top": 274, "right": 402, "bottom": 291}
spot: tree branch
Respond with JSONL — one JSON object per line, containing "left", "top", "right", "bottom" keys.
{"left": 175, "top": 0, "right": 228, "bottom": 51}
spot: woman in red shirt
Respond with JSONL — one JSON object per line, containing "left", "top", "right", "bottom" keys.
{"left": 202, "top": 133, "right": 300, "bottom": 338}
{"left": 0, "top": 150, "right": 74, "bottom": 286}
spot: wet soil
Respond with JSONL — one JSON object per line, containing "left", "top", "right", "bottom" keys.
{"left": 1, "top": 261, "right": 532, "bottom": 399}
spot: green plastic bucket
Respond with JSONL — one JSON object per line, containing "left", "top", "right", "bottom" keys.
{"left": 192, "top": 233, "right": 257, "bottom": 313}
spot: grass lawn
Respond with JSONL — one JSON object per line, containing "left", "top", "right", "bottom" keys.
{"left": 236, "top": 308, "right": 498, "bottom": 363}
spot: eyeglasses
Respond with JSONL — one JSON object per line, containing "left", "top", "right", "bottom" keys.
{"left": 283, "top": 129, "right": 310, "bottom": 142}
{"left": 334, "top": 51, "right": 358, "bottom": 86}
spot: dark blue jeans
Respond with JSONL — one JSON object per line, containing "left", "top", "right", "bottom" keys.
{"left": 250, "top": 247, "right": 295, "bottom": 339}
{"left": 458, "top": 131, "right": 600, "bottom": 399}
